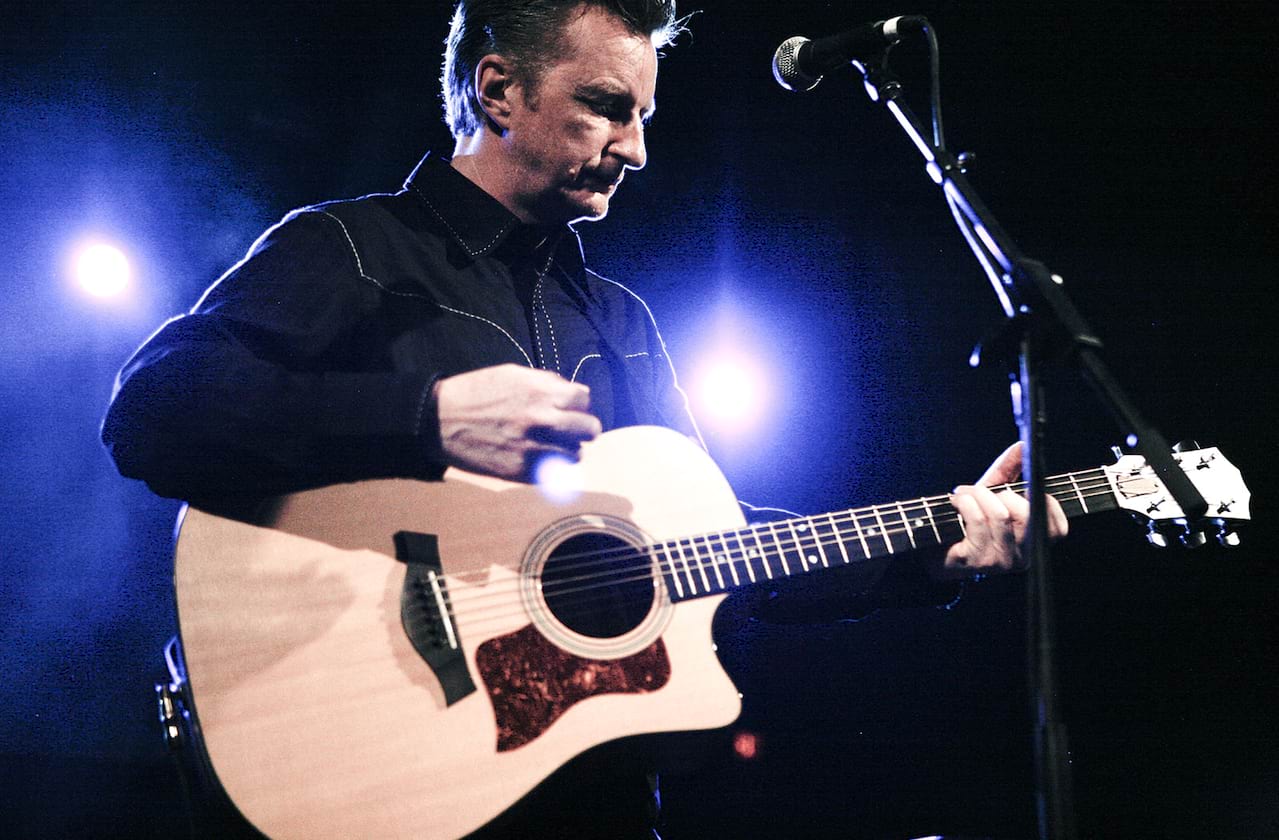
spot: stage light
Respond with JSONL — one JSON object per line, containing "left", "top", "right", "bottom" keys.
{"left": 690, "top": 353, "right": 768, "bottom": 432}
{"left": 534, "top": 453, "right": 584, "bottom": 505}
{"left": 74, "top": 242, "right": 131, "bottom": 298}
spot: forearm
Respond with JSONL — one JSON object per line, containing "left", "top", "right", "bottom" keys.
{"left": 102, "top": 316, "right": 441, "bottom": 499}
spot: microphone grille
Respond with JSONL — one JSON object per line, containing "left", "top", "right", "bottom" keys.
{"left": 771, "top": 36, "right": 821, "bottom": 92}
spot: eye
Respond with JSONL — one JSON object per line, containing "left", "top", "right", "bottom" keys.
{"left": 591, "top": 101, "right": 625, "bottom": 121}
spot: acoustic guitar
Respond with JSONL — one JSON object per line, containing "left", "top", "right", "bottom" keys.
{"left": 172, "top": 425, "right": 1249, "bottom": 838}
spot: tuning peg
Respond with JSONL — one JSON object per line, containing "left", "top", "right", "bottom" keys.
{"left": 1111, "top": 445, "right": 1125, "bottom": 461}
{"left": 1172, "top": 439, "right": 1203, "bottom": 453}
{"left": 1217, "top": 530, "right": 1241, "bottom": 547}
{"left": 1145, "top": 523, "right": 1169, "bottom": 548}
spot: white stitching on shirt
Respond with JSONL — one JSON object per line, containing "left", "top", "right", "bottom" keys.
{"left": 435, "top": 305, "right": 535, "bottom": 367}
{"left": 570, "top": 351, "right": 649, "bottom": 382}
{"left": 315, "top": 210, "right": 429, "bottom": 300}
{"left": 414, "top": 190, "right": 509, "bottom": 257}
{"left": 535, "top": 275, "right": 562, "bottom": 374}
{"left": 315, "top": 210, "right": 534, "bottom": 367}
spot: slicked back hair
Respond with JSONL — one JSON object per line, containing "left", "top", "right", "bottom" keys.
{"left": 442, "top": 0, "right": 681, "bottom": 138}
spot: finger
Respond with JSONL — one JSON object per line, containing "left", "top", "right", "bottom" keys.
{"left": 945, "top": 490, "right": 987, "bottom": 568}
{"left": 956, "top": 484, "right": 1018, "bottom": 570}
{"left": 996, "top": 486, "right": 1068, "bottom": 543}
{"left": 552, "top": 381, "right": 592, "bottom": 412}
{"left": 530, "top": 409, "right": 601, "bottom": 446}
{"left": 979, "top": 440, "right": 1024, "bottom": 488}
{"left": 1048, "top": 494, "right": 1070, "bottom": 539}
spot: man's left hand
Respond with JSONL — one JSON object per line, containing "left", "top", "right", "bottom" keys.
{"left": 935, "top": 441, "right": 1069, "bottom": 579}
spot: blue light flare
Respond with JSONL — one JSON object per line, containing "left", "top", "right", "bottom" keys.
{"left": 690, "top": 350, "right": 769, "bottom": 434}
{"left": 73, "top": 241, "right": 132, "bottom": 298}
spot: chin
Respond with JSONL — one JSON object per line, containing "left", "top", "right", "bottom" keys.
{"left": 567, "top": 201, "right": 611, "bottom": 224}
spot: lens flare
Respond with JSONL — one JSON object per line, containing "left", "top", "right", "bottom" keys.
{"left": 74, "top": 242, "right": 131, "bottom": 298}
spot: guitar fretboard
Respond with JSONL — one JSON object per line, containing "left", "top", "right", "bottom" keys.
{"left": 656, "top": 467, "right": 1117, "bottom": 601}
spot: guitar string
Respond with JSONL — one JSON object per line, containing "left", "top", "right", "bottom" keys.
{"left": 445, "top": 482, "right": 1142, "bottom": 634}
{"left": 437, "top": 468, "right": 1114, "bottom": 603}
{"left": 433, "top": 474, "right": 1134, "bottom": 627}
{"left": 435, "top": 472, "right": 1120, "bottom": 617}
{"left": 438, "top": 471, "right": 1110, "bottom": 586}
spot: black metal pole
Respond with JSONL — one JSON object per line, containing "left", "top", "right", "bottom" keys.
{"left": 1019, "top": 334, "right": 1076, "bottom": 840}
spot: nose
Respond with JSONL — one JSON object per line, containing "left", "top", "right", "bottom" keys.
{"left": 611, "top": 118, "right": 646, "bottom": 171}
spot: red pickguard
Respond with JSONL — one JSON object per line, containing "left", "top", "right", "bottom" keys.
{"left": 475, "top": 624, "right": 671, "bottom": 751}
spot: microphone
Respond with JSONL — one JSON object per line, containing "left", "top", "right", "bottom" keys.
{"left": 772, "top": 15, "right": 928, "bottom": 91}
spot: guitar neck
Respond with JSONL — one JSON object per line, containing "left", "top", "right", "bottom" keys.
{"left": 657, "top": 467, "right": 1117, "bottom": 602}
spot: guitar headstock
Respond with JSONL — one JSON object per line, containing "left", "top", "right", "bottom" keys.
{"left": 1103, "top": 446, "right": 1250, "bottom": 548}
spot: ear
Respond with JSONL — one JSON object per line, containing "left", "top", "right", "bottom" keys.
{"left": 474, "top": 54, "right": 519, "bottom": 133}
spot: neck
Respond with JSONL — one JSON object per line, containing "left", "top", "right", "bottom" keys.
{"left": 451, "top": 135, "right": 537, "bottom": 224}
{"left": 657, "top": 466, "right": 1118, "bottom": 603}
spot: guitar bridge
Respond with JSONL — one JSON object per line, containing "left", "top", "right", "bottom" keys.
{"left": 394, "top": 530, "right": 476, "bottom": 706}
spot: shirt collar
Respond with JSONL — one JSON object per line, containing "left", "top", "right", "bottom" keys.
{"left": 404, "top": 152, "right": 582, "bottom": 272}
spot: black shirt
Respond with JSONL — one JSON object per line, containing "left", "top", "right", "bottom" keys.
{"left": 102, "top": 153, "right": 700, "bottom": 506}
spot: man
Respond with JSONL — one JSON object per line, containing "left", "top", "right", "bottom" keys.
{"left": 103, "top": 1, "right": 1064, "bottom": 836}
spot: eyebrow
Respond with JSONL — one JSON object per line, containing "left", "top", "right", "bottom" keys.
{"left": 575, "top": 80, "right": 657, "bottom": 123}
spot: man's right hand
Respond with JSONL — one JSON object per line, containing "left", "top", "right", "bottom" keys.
{"left": 434, "top": 364, "right": 603, "bottom": 481}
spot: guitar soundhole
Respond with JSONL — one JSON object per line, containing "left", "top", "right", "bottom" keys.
{"left": 540, "top": 532, "right": 654, "bottom": 639}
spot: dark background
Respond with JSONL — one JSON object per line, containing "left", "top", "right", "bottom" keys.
{"left": 3, "top": 1, "right": 1276, "bottom": 837}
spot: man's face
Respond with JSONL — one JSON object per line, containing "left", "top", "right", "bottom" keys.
{"left": 504, "top": 6, "right": 658, "bottom": 225}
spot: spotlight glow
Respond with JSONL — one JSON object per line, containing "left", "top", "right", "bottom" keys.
{"left": 74, "top": 242, "right": 131, "bottom": 298}
{"left": 691, "top": 354, "right": 767, "bottom": 431}
{"left": 534, "top": 453, "right": 584, "bottom": 505}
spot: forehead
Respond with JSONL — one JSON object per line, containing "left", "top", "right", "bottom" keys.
{"left": 547, "top": 6, "right": 659, "bottom": 101}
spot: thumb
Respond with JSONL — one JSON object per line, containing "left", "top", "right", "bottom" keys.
{"left": 979, "top": 440, "right": 1024, "bottom": 487}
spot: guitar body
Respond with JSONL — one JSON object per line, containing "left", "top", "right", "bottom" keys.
{"left": 174, "top": 420, "right": 1250, "bottom": 838}
{"left": 174, "top": 426, "right": 743, "bottom": 840}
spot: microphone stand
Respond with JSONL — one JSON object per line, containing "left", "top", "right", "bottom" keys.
{"left": 850, "top": 53, "right": 1208, "bottom": 840}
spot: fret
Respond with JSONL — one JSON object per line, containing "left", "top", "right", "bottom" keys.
{"left": 746, "top": 526, "right": 773, "bottom": 580}
{"left": 1067, "top": 472, "right": 1089, "bottom": 513}
{"left": 698, "top": 534, "right": 726, "bottom": 590}
{"left": 921, "top": 496, "right": 943, "bottom": 545}
{"left": 659, "top": 542, "right": 685, "bottom": 599}
{"left": 871, "top": 505, "right": 894, "bottom": 555}
{"left": 820, "top": 512, "right": 851, "bottom": 564}
{"left": 732, "top": 530, "right": 757, "bottom": 584}
{"left": 894, "top": 501, "right": 918, "bottom": 550}
{"left": 671, "top": 539, "right": 699, "bottom": 595}
{"left": 684, "top": 538, "right": 712, "bottom": 592}
{"left": 765, "top": 523, "right": 793, "bottom": 576}
{"left": 712, "top": 532, "right": 740, "bottom": 587}
{"left": 787, "top": 521, "right": 808, "bottom": 570}
{"left": 845, "top": 510, "right": 871, "bottom": 559}
{"left": 799, "top": 519, "right": 829, "bottom": 568}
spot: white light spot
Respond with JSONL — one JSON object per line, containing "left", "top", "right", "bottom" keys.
{"left": 74, "top": 242, "right": 131, "bottom": 298}
{"left": 534, "top": 454, "right": 583, "bottom": 504}
{"left": 691, "top": 353, "right": 768, "bottom": 432}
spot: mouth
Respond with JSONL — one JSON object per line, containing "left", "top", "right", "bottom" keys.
{"left": 578, "top": 170, "right": 624, "bottom": 194}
